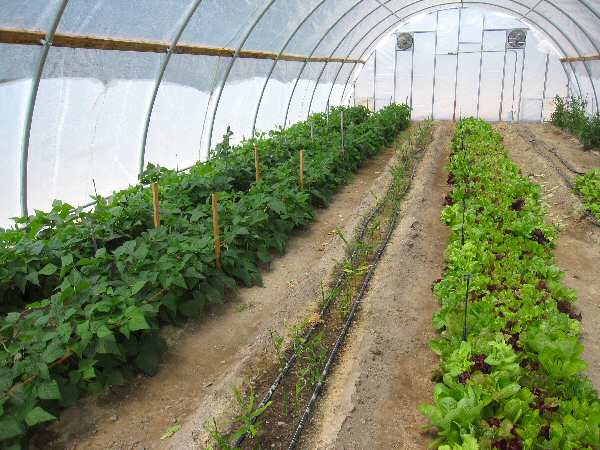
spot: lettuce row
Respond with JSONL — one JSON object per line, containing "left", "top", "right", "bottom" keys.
{"left": 421, "top": 118, "right": 600, "bottom": 450}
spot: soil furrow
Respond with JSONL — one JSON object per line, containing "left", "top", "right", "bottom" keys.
{"left": 495, "top": 122, "right": 600, "bottom": 390}
{"left": 299, "top": 122, "right": 453, "bottom": 450}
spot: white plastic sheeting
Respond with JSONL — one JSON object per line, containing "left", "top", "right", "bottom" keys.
{"left": 351, "top": 8, "right": 570, "bottom": 120}
{"left": 1, "top": 0, "right": 599, "bottom": 226}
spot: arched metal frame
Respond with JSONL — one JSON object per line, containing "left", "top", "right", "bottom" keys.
{"left": 250, "top": 0, "right": 329, "bottom": 137}
{"left": 543, "top": 0, "right": 599, "bottom": 112}
{"left": 326, "top": 0, "right": 594, "bottom": 116}
{"left": 18, "top": 0, "right": 69, "bottom": 218}
{"left": 305, "top": 1, "right": 395, "bottom": 119}
{"left": 281, "top": 0, "right": 371, "bottom": 130}
{"left": 203, "top": 0, "right": 277, "bottom": 154}
{"left": 14, "top": 0, "right": 600, "bottom": 219}
{"left": 329, "top": 1, "right": 593, "bottom": 117}
{"left": 138, "top": 0, "right": 204, "bottom": 175}
{"left": 328, "top": 2, "right": 592, "bottom": 111}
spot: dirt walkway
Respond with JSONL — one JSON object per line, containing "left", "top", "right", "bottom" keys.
{"left": 40, "top": 135, "right": 409, "bottom": 450}
{"left": 495, "top": 122, "right": 600, "bottom": 390}
{"left": 300, "top": 123, "right": 453, "bottom": 450}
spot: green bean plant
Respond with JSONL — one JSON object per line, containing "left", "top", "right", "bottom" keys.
{"left": 0, "top": 104, "right": 411, "bottom": 448}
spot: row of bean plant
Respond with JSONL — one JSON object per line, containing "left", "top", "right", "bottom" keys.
{"left": 0, "top": 104, "right": 411, "bottom": 448}
{"left": 551, "top": 95, "right": 600, "bottom": 150}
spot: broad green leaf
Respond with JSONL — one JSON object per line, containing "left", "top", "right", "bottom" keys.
{"left": 42, "top": 343, "right": 65, "bottom": 364}
{"left": 131, "top": 279, "right": 146, "bottom": 295}
{"left": 0, "top": 417, "right": 23, "bottom": 440}
{"left": 25, "top": 271, "right": 39, "bottom": 286}
{"left": 37, "top": 380, "right": 62, "bottom": 400}
{"left": 61, "top": 254, "right": 74, "bottom": 267}
{"left": 25, "top": 407, "right": 56, "bottom": 426}
{"left": 128, "top": 310, "right": 151, "bottom": 332}
{"left": 39, "top": 263, "right": 58, "bottom": 276}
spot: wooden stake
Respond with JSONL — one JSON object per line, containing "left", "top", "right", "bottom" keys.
{"left": 151, "top": 182, "right": 160, "bottom": 228}
{"left": 212, "top": 193, "right": 221, "bottom": 270}
{"left": 254, "top": 144, "right": 260, "bottom": 182}
{"left": 340, "top": 110, "right": 344, "bottom": 152}
{"left": 299, "top": 150, "right": 305, "bottom": 189}
{"left": 0, "top": 27, "right": 367, "bottom": 64}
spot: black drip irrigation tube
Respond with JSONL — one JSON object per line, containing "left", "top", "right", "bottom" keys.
{"left": 231, "top": 151, "right": 393, "bottom": 448}
{"left": 286, "top": 144, "right": 425, "bottom": 450}
{"left": 515, "top": 126, "right": 600, "bottom": 228}
{"left": 232, "top": 128, "right": 429, "bottom": 448}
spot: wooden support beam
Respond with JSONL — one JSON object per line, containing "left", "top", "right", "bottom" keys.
{"left": 560, "top": 54, "right": 600, "bottom": 63}
{"left": 0, "top": 27, "right": 365, "bottom": 64}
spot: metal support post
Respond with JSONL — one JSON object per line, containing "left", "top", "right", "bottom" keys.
{"left": 410, "top": 37, "right": 415, "bottom": 109}
{"left": 373, "top": 49, "right": 377, "bottom": 111}
{"left": 431, "top": 11, "right": 439, "bottom": 119}
{"left": 499, "top": 47, "right": 508, "bottom": 121}
{"left": 476, "top": 16, "right": 485, "bottom": 118}
{"left": 517, "top": 46, "right": 527, "bottom": 121}
{"left": 453, "top": 7, "right": 463, "bottom": 122}
{"left": 393, "top": 38, "right": 397, "bottom": 104}
{"left": 540, "top": 53, "right": 550, "bottom": 121}
{"left": 19, "top": 0, "right": 69, "bottom": 218}
{"left": 510, "top": 51, "right": 519, "bottom": 121}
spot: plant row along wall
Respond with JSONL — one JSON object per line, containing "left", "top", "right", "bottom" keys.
{"left": 551, "top": 95, "right": 600, "bottom": 150}
{"left": 0, "top": 104, "right": 411, "bottom": 447}
{"left": 421, "top": 119, "right": 600, "bottom": 450}
{"left": 575, "top": 169, "right": 600, "bottom": 221}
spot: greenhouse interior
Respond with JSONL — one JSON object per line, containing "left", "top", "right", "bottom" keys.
{"left": 1, "top": 1, "right": 600, "bottom": 449}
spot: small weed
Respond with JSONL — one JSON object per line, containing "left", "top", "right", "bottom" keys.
{"left": 234, "top": 303, "right": 251, "bottom": 313}
{"left": 293, "top": 331, "right": 328, "bottom": 402}
{"left": 268, "top": 329, "right": 286, "bottom": 367}
{"left": 161, "top": 423, "right": 182, "bottom": 440}
{"left": 334, "top": 226, "right": 349, "bottom": 248}
{"left": 338, "top": 290, "right": 353, "bottom": 318}
{"left": 205, "top": 386, "right": 271, "bottom": 450}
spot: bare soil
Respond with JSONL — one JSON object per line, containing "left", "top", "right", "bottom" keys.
{"left": 495, "top": 122, "right": 600, "bottom": 389}
{"left": 39, "top": 133, "right": 408, "bottom": 450}
{"left": 299, "top": 123, "right": 453, "bottom": 450}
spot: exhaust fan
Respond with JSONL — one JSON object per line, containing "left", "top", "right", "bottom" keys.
{"left": 507, "top": 29, "right": 527, "bottom": 49}
{"left": 396, "top": 32, "right": 414, "bottom": 51}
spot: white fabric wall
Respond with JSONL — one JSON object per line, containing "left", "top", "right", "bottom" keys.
{"left": 352, "top": 7, "right": 569, "bottom": 121}
{"left": 1, "top": 0, "right": 598, "bottom": 227}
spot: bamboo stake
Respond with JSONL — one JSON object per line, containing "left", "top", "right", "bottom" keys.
{"left": 299, "top": 150, "right": 305, "bottom": 189}
{"left": 560, "top": 54, "right": 600, "bottom": 63}
{"left": 340, "top": 110, "right": 345, "bottom": 152}
{"left": 254, "top": 144, "right": 260, "bottom": 182}
{"left": 212, "top": 193, "right": 221, "bottom": 270}
{"left": 151, "top": 182, "right": 160, "bottom": 228}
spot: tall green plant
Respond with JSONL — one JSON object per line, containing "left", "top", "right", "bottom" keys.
{"left": 0, "top": 104, "right": 411, "bottom": 448}
{"left": 551, "top": 95, "right": 600, "bottom": 149}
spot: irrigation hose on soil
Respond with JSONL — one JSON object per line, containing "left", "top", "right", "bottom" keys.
{"left": 232, "top": 129, "right": 428, "bottom": 448}
{"left": 287, "top": 147, "right": 424, "bottom": 450}
{"left": 231, "top": 169, "right": 389, "bottom": 448}
{"left": 231, "top": 129, "right": 429, "bottom": 449}
{"left": 515, "top": 126, "right": 600, "bottom": 228}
